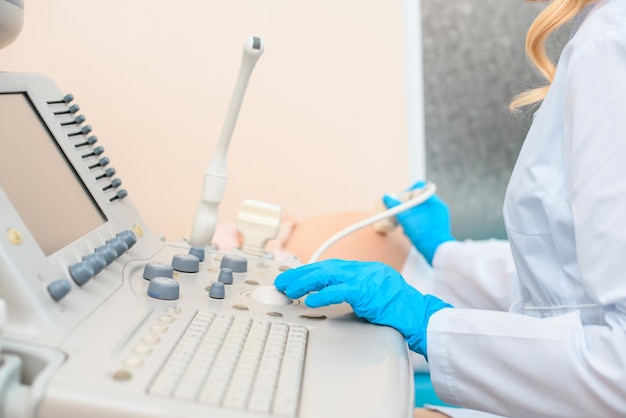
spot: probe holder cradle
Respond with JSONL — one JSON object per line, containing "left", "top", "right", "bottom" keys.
{"left": 236, "top": 199, "right": 282, "bottom": 256}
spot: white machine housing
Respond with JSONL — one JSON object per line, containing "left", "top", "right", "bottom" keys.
{"left": 0, "top": 72, "right": 414, "bottom": 418}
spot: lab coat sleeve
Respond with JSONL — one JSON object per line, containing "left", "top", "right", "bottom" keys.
{"left": 428, "top": 27, "right": 626, "bottom": 418}
{"left": 431, "top": 240, "right": 520, "bottom": 311}
{"left": 562, "top": 22, "right": 626, "bottom": 314}
{"left": 427, "top": 308, "right": 626, "bottom": 417}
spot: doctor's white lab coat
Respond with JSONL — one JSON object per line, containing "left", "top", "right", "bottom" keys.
{"left": 424, "top": 1, "right": 626, "bottom": 417}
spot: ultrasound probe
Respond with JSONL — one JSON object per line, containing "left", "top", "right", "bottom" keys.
{"left": 189, "top": 36, "right": 265, "bottom": 247}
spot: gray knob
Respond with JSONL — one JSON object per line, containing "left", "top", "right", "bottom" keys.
{"left": 69, "top": 261, "right": 94, "bottom": 286}
{"left": 47, "top": 279, "right": 71, "bottom": 301}
{"left": 82, "top": 253, "right": 107, "bottom": 275}
{"left": 147, "top": 277, "right": 179, "bottom": 300}
{"left": 218, "top": 268, "right": 233, "bottom": 285}
{"left": 106, "top": 236, "right": 128, "bottom": 256}
{"left": 220, "top": 254, "right": 248, "bottom": 273}
{"left": 208, "top": 282, "right": 225, "bottom": 299}
{"left": 117, "top": 230, "right": 137, "bottom": 249}
{"left": 95, "top": 244, "right": 118, "bottom": 265}
{"left": 95, "top": 167, "right": 115, "bottom": 180}
{"left": 76, "top": 135, "right": 98, "bottom": 148}
{"left": 96, "top": 157, "right": 109, "bottom": 167}
{"left": 172, "top": 254, "right": 199, "bottom": 273}
{"left": 109, "top": 189, "right": 128, "bottom": 201}
{"left": 103, "top": 180, "right": 121, "bottom": 191}
{"left": 143, "top": 262, "right": 174, "bottom": 281}
{"left": 189, "top": 245, "right": 205, "bottom": 262}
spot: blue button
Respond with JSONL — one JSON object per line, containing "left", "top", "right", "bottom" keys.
{"left": 47, "top": 279, "right": 71, "bottom": 301}
{"left": 69, "top": 261, "right": 95, "bottom": 286}
{"left": 147, "top": 277, "right": 180, "bottom": 300}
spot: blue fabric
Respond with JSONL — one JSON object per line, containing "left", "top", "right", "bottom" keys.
{"left": 414, "top": 372, "right": 455, "bottom": 408}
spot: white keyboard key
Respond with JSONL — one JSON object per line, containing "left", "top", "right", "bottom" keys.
{"left": 148, "top": 310, "right": 307, "bottom": 417}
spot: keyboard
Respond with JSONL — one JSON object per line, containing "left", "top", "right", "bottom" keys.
{"left": 148, "top": 311, "right": 308, "bottom": 417}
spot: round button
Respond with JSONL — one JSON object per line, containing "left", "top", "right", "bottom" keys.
{"left": 208, "top": 282, "right": 225, "bottom": 299}
{"left": 117, "top": 230, "right": 137, "bottom": 249}
{"left": 143, "top": 262, "right": 174, "bottom": 281}
{"left": 149, "top": 325, "right": 168, "bottom": 334}
{"left": 133, "top": 345, "right": 153, "bottom": 356}
{"left": 83, "top": 253, "right": 107, "bottom": 275}
{"left": 69, "top": 261, "right": 94, "bottom": 286}
{"left": 141, "top": 334, "right": 161, "bottom": 344}
{"left": 95, "top": 244, "right": 118, "bottom": 265}
{"left": 188, "top": 245, "right": 205, "bottom": 262}
{"left": 247, "top": 285, "right": 292, "bottom": 306}
{"left": 133, "top": 224, "right": 144, "bottom": 238}
{"left": 106, "top": 236, "right": 129, "bottom": 256}
{"left": 220, "top": 254, "right": 248, "bottom": 273}
{"left": 147, "top": 277, "right": 180, "bottom": 300}
{"left": 47, "top": 279, "right": 71, "bottom": 301}
{"left": 112, "top": 370, "right": 133, "bottom": 381}
{"left": 7, "top": 228, "right": 22, "bottom": 245}
{"left": 218, "top": 268, "right": 233, "bottom": 285}
{"left": 165, "top": 306, "right": 182, "bottom": 315}
{"left": 299, "top": 314, "right": 327, "bottom": 321}
{"left": 157, "top": 315, "right": 175, "bottom": 324}
{"left": 171, "top": 254, "right": 200, "bottom": 273}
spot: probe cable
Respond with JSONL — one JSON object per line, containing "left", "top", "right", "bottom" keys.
{"left": 308, "top": 182, "right": 437, "bottom": 263}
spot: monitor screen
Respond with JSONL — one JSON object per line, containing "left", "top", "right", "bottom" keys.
{"left": 0, "top": 93, "right": 107, "bottom": 255}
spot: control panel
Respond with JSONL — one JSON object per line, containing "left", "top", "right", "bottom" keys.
{"left": 0, "top": 72, "right": 413, "bottom": 418}
{"left": 0, "top": 72, "right": 162, "bottom": 348}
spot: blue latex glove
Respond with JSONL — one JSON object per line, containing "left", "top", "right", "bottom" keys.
{"left": 383, "top": 181, "right": 455, "bottom": 265}
{"left": 274, "top": 259, "right": 453, "bottom": 358}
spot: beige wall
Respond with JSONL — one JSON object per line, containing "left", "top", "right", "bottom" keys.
{"left": 2, "top": 0, "right": 411, "bottom": 241}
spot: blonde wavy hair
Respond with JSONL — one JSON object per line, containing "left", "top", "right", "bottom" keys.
{"left": 510, "top": 0, "right": 596, "bottom": 110}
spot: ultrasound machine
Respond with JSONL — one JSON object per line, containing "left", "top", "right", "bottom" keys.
{"left": 0, "top": 2, "right": 414, "bottom": 417}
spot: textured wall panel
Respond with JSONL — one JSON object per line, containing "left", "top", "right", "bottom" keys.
{"left": 422, "top": 0, "right": 546, "bottom": 239}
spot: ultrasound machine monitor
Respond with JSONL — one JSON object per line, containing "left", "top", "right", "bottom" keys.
{"left": 0, "top": 72, "right": 414, "bottom": 418}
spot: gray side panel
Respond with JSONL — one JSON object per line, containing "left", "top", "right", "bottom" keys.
{"left": 421, "top": 0, "right": 549, "bottom": 239}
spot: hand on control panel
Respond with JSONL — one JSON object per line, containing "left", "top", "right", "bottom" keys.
{"left": 274, "top": 259, "right": 453, "bottom": 357}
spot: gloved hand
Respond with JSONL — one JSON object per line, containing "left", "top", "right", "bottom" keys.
{"left": 383, "top": 181, "right": 455, "bottom": 265}
{"left": 274, "top": 259, "right": 453, "bottom": 358}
